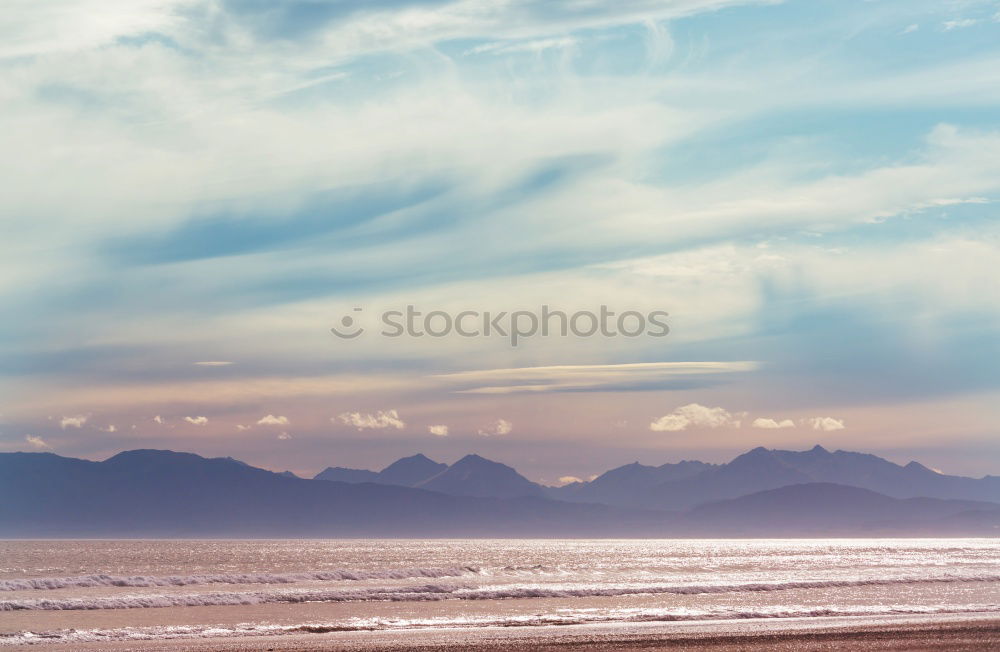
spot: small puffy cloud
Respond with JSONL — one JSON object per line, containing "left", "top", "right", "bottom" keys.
{"left": 236, "top": 424, "right": 251, "bottom": 431}
{"left": 153, "top": 415, "right": 164, "bottom": 424}
{"left": 557, "top": 475, "right": 583, "bottom": 486}
{"left": 25, "top": 435, "right": 51, "bottom": 450}
{"left": 478, "top": 419, "right": 513, "bottom": 436}
{"left": 650, "top": 404, "right": 740, "bottom": 432}
{"left": 60, "top": 415, "right": 87, "bottom": 429}
{"left": 752, "top": 417, "right": 795, "bottom": 429}
{"left": 184, "top": 416, "right": 208, "bottom": 426}
{"left": 336, "top": 409, "right": 405, "bottom": 430}
{"left": 804, "top": 417, "right": 845, "bottom": 431}
{"left": 428, "top": 425, "right": 449, "bottom": 437}
{"left": 257, "top": 414, "right": 289, "bottom": 426}
{"left": 277, "top": 431, "right": 292, "bottom": 440}
{"left": 194, "top": 361, "right": 234, "bottom": 366}
{"left": 101, "top": 424, "right": 117, "bottom": 433}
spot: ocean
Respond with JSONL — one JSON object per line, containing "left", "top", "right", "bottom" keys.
{"left": 1, "top": 539, "right": 998, "bottom": 647}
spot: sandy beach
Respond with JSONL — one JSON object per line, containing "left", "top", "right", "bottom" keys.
{"left": 51, "top": 614, "right": 1000, "bottom": 651}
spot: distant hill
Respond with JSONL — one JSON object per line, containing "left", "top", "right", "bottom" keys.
{"left": 314, "top": 466, "right": 380, "bottom": 483}
{"left": 644, "top": 445, "right": 1000, "bottom": 510}
{"left": 378, "top": 454, "right": 448, "bottom": 487}
{"left": 683, "top": 482, "right": 1000, "bottom": 535}
{"left": 0, "top": 450, "right": 662, "bottom": 538}
{"left": 314, "top": 453, "right": 444, "bottom": 487}
{"left": 416, "top": 454, "right": 544, "bottom": 499}
{"left": 548, "top": 459, "right": 716, "bottom": 506}
{"left": 2, "top": 447, "right": 998, "bottom": 537}
{"left": 315, "top": 453, "right": 541, "bottom": 499}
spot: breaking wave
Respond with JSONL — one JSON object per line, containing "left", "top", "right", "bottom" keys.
{"left": 0, "top": 566, "right": 480, "bottom": 592}
{"left": 3, "top": 574, "right": 998, "bottom": 612}
{"left": 2, "top": 604, "right": 999, "bottom": 646}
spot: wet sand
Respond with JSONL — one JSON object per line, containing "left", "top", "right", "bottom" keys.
{"left": 60, "top": 614, "right": 1000, "bottom": 651}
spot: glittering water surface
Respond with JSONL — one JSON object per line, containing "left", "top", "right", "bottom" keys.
{"left": 0, "top": 539, "right": 997, "bottom": 645}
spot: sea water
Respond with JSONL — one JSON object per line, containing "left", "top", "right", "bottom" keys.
{"left": 0, "top": 538, "right": 997, "bottom": 646}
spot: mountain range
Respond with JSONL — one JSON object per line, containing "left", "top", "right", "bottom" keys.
{"left": 2, "top": 445, "right": 998, "bottom": 537}
{"left": 315, "top": 444, "right": 1000, "bottom": 508}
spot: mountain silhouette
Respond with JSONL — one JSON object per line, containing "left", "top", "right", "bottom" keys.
{"left": 378, "top": 454, "right": 448, "bottom": 486}
{"left": 0, "top": 450, "right": 663, "bottom": 538}
{"left": 314, "top": 453, "right": 445, "bottom": 487}
{"left": 549, "top": 459, "right": 716, "bottom": 506}
{"left": 416, "top": 454, "right": 544, "bottom": 499}
{"left": 683, "top": 482, "right": 1000, "bottom": 535}
{"left": 644, "top": 445, "right": 1000, "bottom": 509}
{"left": 3, "top": 446, "right": 999, "bottom": 537}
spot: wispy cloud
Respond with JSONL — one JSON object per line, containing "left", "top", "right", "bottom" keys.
{"left": 478, "top": 419, "right": 513, "bottom": 436}
{"left": 441, "top": 362, "right": 757, "bottom": 394}
{"left": 194, "top": 361, "right": 234, "bottom": 367}
{"left": 25, "top": 435, "right": 51, "bottom": 450}
{"left": 943, "top": 19, "right": 979, "bottom": 31}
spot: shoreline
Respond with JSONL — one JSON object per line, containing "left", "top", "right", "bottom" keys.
{"left": 55, "top": 613, "right": 1000, "bottom": 651}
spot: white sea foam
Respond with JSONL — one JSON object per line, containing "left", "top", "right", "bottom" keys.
{"left": 3, "top": 575, "right": 998, "bottom": 612}
{"left": 0, "top": 566, "right": 480, "bottom": 592}
{"left": 2, "top": 603, "right": 999, "bottom": 646}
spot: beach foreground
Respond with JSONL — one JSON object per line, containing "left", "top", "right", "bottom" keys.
{"left": 61, "top": 615, "right": 1000, "bottom": 651}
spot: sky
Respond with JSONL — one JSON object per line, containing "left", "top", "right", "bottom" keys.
{"left": 2, "top": 0, "right": 999, "bottom": 483}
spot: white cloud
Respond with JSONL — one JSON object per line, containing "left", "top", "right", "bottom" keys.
{"left": 277, "top": 431, "right": 292, "bottom": 440}
{"left": 650, "top": 403, "right": 741, "bottom": 431}
{"left": 752, "top": 417, "right": 795, "bottom": 429}
{"left": 441, "top": 361, "right": 757, "bottom": 394}
{"left": 468, "top": 37, "right": 577, "bottom": 56}
{"left": 943, "top": 19, "right": 979, "bottom": 31}
{"left": 183, "top": 416, "right": 208, "bottom": 425}
{"left": 557, "top": 475, "right": 583, "bottom": 486}
{"left": 236, "top": 424, "right": 250, "bottom": 431}
{"left": 153, "top": 415, "right": 164, "bottom": 424}
{"left": 428, "top": 424, "right": 449, "bottom": 436}
{"left": 101, "top": 424, "right": 118, "bottom": 433}
{"left": 59, "top": 415, "right": 87, "bottom": 429}
{"left": 478, "top": 419, "right": 513, "bottom": 436}
{"left": 194, "top": 361, "right": 234, "bottom": 366}
{"left": 25, "top": 434, "right": 51, "bottom": 450}
{"left": 256, "top": 414, "right": 289, "bottom": 426}
{"left": 901, "top": 24, "right": 919, "bottom": 34}
{"left": 804, "top": 416, "right": 846, "bottom": 431}
{"left": 336, "top": 409, "right": 405, "bottom": 430}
